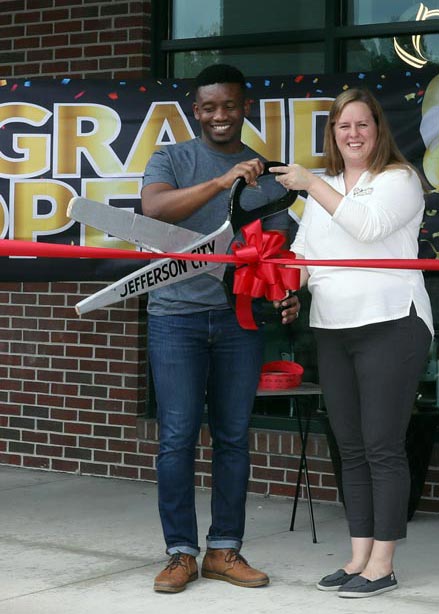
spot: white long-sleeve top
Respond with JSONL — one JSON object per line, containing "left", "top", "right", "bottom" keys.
{"left": 291, "top": 167, "right": 434, "bottom": 335}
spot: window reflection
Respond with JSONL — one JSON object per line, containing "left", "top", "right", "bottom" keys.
{"left": 172, "top": 0, "right": 325, "bottom": 39}
{"left": 172, "top": 44, "right": 325, "bottom": 78}
{"left": 172, "top": 0, "right": 222, "bottom": 38}
{"left": 346, "top": 0, "right": 439, "bottom": 24}
{"left": 345, "top": 38, "right": 406, "bottom": 71}
{"left": 169, "top": 0, "right": 439, "bottom": 76}
{"left": 344, "top": 34, "right": 439, "bottom": 71}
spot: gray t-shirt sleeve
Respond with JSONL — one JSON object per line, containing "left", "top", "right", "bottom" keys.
{"left": 143, "top": 149, "right": 177, "bottom": 188}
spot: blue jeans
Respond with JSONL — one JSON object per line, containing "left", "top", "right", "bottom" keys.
{"left": 148, "top": 309, "right": 265, "bottom": 557}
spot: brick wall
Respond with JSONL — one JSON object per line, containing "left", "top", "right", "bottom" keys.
{"left": 0, "top": 282, "right": 148, "bottom": 477}
{"left": 137, "top": 420, "right": 341, "bottom": 502}
{"left": 422, "top": 445, "right": 439, "bottom": 513}
{"left": 0, "top": 0, "right": 152, "bottom": 79}
{"left": 0, "top": 1, "right": 439, "bottom": 516}
{"left": 137, "top": 421, "right": 439, "bottom": 513}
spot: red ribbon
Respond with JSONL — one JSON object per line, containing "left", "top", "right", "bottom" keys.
{"left": 2, "top": 220, "right": 439, "bottom": 330}
{"left": 231, "top": 221, "right": 300, "bottom": 329}
{"left": 258, "top": 360, "right": 304, "bottom": 390}
{"left": 2, "top": 234, "right": 439, "bottom": 272}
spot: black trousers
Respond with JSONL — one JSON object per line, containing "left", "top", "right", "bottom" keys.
{"left": 314, "top": 307, "right": 431, "bottom": 541}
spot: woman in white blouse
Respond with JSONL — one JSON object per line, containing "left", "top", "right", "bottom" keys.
{"left": 271, "top": 88, "right": 433, "bottom": 599}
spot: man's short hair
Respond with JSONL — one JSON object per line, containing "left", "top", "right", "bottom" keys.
{"left": 195, "top": 64, "right": 246, "bottom": 93}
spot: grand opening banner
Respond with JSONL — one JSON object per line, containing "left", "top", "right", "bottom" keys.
{"left": 1, "top": 67, "right": 438, "bottom": 281}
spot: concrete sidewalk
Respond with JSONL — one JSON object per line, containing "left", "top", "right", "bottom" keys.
{"left": 0, "top": 465, "right": 438, "bottom": 614}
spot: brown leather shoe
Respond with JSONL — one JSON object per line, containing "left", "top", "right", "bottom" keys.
{"left": 154, "top": 553, "right": 198, "bottom": 593}
{"left": 201, "top": 548, "right": 269, "bottom": 587}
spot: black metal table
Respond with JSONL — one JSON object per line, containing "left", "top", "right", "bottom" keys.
{"left": 255, "top": 382, "right": 323, "bottom": 543}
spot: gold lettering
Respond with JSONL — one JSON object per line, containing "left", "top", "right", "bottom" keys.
{"left": 125, "top": 102, "right": 193, "bottom": 174}
{"left": 242, "top": 100, "right": 285, "bottom": 161}
{"left": 12, "top": 180, "right": 75, "bottom": 241}
{"left": 0, "top": 103, "right": 51, "bottom": 177}
{"left": 54, "top": 104, "right": 124, "bottom": 176}
{"left": 81, "top": 178, "right": 141, "bottom": 249}
{"left": 0, "top": 195, "right": 7, "bottom": 237}
{"left": 289, "top": 98, "right": 333, "bottom": 168}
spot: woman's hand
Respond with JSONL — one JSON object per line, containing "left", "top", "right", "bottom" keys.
{"left": 269, "top": 164, "right": 315, "bottom": 191}
{"left": 270, "top": 164, "right": 343, "bottom": 216}
{"left": 273, "top": 292, "right": 300, "bottom": 325}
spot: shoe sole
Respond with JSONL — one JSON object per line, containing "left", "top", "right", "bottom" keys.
{"left": 154, "top": 573, "right": 198, "bottom": 593}
{"left": 316, "top": 583, "right": 342, "bottom": 591}
{"left": 201, "top": 570, "right": 269, "bottom": 588}
{"left": 338, "top": 584, "right": 398, "bottom": 598}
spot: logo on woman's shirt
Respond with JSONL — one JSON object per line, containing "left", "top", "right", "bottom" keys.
{"left": 352, "top": 187, "right": 374, "bottom": 197}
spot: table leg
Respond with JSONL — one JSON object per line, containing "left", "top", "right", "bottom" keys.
{"left": 289, "top": 399, "right": 317, "bottom": 543}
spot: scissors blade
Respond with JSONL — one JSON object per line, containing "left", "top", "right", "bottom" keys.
{"left": 67, "top": 197, "right": 203, "bottom": 253}
{"left": 75, "top": 219, "right": 233, "bottom": 315}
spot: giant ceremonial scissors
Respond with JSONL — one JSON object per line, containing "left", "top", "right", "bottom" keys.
{"left": 67, "top": 162, "right": 298, "bottom": 315}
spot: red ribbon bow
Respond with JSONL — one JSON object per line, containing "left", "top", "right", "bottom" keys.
{"left": 231, "top": 220, "right": 300, "bottom": 330}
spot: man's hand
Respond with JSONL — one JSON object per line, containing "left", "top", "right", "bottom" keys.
{"left": 273, "top": 292, "right": 300, "bottom": 325}
{"left": 142, "top": 158, "right": 265, "bottom": 223}
{"left": 217, "top": 158, "right": 265, "bottom": 190}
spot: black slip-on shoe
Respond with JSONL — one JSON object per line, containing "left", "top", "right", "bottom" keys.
{"left": 338, "top": 572, "right": 398, "bottom": 598}
{"left": 316, "top": 569, "right": 360, "bottom": 591}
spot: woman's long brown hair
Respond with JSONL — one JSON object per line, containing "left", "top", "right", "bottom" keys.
{"left": 323, "top": 88, "right": 410, "bottom": 177}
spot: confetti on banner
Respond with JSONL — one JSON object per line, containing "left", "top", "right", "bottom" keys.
{"left": 108, "top": 92, "right": 118, "bottom": 100}
{"left": 24, "top": 81, "right": 31, "bottom": 87}
{"left": 74, "top": 91, "right": 85, "bottom": 99}
{"left": 11, "top": 84, "right": 18, "bottom": 91}
{"left": 294, "top": 75, "right": 304, "bottom": 83}
{"left": 343, "top": 84, "right": 349, "bottom": 90}
{"left": 0, "top": 80, "right": 7, "bottom": 87}
{"left": 405, "top": 92, "right": 416, "bottom": 100}
{"left": 139, "top": 86, "right": 147, "bottom": 92}
{"left": 61, "top": 78, "right": 70, "bottom": 85}
{"left": 264, "top": 80, "right": 271, "bottom": 86}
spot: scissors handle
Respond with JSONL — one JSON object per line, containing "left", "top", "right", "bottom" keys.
{"left": 228, "top": 161, "right": 298, "bottom": 232}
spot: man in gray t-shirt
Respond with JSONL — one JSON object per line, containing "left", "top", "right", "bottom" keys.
{"left": 143, "top": 137, "right": 289, "bottom": 314}
{"left": 141, "top": 64, "right": 299, "bottom": 594}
